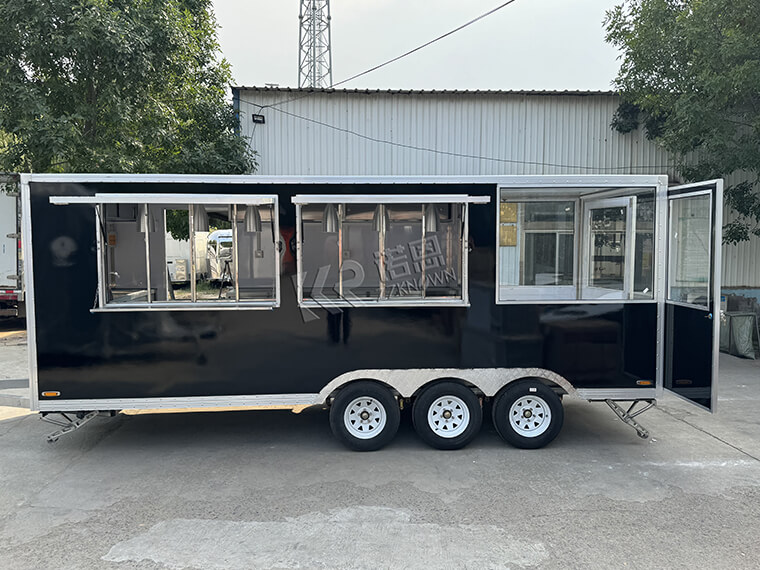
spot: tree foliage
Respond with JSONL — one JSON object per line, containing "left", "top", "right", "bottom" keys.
{"left": 0, "top": 0, "right": 255, "bottom": 175}
{"left": 605, "top": 0, "right": 760, "bottom": 243}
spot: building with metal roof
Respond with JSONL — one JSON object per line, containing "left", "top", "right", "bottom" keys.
{"left": 232, "top": 86, "right": 760, "bottom": 296}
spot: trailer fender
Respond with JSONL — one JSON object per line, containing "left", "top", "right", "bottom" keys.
{"left": 318, "top": 368, "right": 577, "bottom": 405}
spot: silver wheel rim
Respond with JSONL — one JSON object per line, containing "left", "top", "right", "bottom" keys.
{"left": 427, "top": 395, "right": 470, "bottom": 438}
{"left": 344, "top": 397, "right": 387, "bottom": 440}
{"left": 509, "top": 395, "right": 551, "bottom": 437}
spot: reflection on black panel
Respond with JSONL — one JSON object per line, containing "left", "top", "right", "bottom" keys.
{"left": 665, "top": 303, "right": 713, "bottom": 410}
{"left": 461, "top": 295, "right": 657, "bottom": 389}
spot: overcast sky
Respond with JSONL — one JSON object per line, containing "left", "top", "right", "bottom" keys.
{"left": 213, "top": 0, "right": 623, "bottom": 91}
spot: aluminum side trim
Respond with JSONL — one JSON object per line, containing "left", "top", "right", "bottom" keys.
{"left": 38, "top": 394, "right": 322, "bottom": 412}
{"left": 20, "top": 180, "right": 38, "bottom": 411}
{"left": 23, "top": 173, "right": 668, "bottom": 186}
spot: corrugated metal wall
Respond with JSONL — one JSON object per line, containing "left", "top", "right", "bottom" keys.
{"left": 721, "top": 172, "right": 760, "bottom": 289}
{"left": 236, "top": 89, "right": 759, "bottom": 288}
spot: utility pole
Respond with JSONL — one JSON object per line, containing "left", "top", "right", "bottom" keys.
{"left": 298, "top": 0, "right": 333, "bottom": 88}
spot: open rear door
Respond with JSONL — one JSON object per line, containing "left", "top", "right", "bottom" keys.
{"left": 664, "top": 180, "right": 723, "bottom": 411}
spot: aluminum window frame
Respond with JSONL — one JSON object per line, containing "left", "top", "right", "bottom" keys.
{"left": 580, "top": 195, "right": 638, "bottom": 301}
{"left": 50, "top": 194, "right": 281, "bottom": 312}
{"left": 292, "top": 194, "right": 488, "bottom": 308}
{"left": 666, "top": 189, "right": 713, "bottom": 308}
{"left": 496, "top": 182, "right": 665, "bottom": 305}
{"left": 497, "top": 195, "right": 581, "bottom": 302}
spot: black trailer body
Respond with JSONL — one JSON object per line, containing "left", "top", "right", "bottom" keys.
{"left": 21, "top": 174, "right": 723, "bottom": 449}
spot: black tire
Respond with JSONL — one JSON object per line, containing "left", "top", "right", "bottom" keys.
{"left": 329, "top": 381, "right": 400, "bottom": 451}
{"left": 412, "top": 382, "right": 482, "bottom": 450}
{"left": 492, "top": 380, "right": 564, "bottom": 449}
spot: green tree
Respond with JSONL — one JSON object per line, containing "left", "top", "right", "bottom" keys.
{"left": 605, "top": 0, "right": 760, "bottom": 243}
{"left": 0, "top": 0, "right": 255, "bottom": 176}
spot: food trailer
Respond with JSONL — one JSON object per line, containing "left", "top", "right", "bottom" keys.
{"left": 21, "top": 174, "right": 722, "bottom": 450}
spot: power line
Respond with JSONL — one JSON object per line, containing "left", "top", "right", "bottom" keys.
{"left": 240, "top": 101, "right": 676, "bottom": 173}
{"left": 263, "top": 0, "right": 521, "bottom": 109}
{"left": 330, "top": 0, "right": 520, "bottom": 90}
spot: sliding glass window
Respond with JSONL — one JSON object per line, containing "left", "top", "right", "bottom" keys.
{"left": 294, "top": 195, "right": 487, "bottom": 307}
{"left": 53, "top": 194, "right": 280, "bottom": 311}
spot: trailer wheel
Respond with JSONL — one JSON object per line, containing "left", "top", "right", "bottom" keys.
{"left": 329, "top": 381, "right": 400, "bottom": 451}
{"left": 492, "top": 380, "right": 564, "bottom": 449}
{"left": 412, "top": 382, "right": 482, "bottom": 450}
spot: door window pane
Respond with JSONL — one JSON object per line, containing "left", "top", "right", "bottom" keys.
{"left": 669, "top": 195, "right": 711, "bottom": 306}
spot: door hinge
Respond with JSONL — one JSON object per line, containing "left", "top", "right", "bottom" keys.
{"left": 6, "top": 233, "right": 20, "bottom": 239}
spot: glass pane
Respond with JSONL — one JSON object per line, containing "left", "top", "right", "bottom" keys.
{"left": 384, "top": 204, "right": 423, "bottom": 299}
{"left": 558, "top": 233, "right": 574, "bottom": 285}
{"left": 302, "top": 204, "right": 341, "bottom": 301}
{"left": 669, "top": 195, "right": 711, "bottom": 306}
{"left": 633, "top": 193, "right": 655, "bottom": 298}
{"left": 589, "top": 206, "right": 626, "bottom": 291}
{"left": 524, "top": 233, "right": 556, "bottom": 285}
{"left": 301, "top": 201, "right": 466, "bottom": 304}
{"left": 104, "top": 203, "right": 149, "bottom": 304}
{"left": 498, "top": 201, "right": 575, "bottom": 288}
{"left": 424, "top": 203, "right": 463, "bottom": 298}
{"left": 163, "top": 206, "right": 193, "bottom": 302}
{"left": 342, "top": 204, "right": 382, "bottom": 300}
{"left": 236, "top": 204, "right": 277, "bottom": 301}
{"left": 197, "top": 205, "right": 232, "bottom": 301}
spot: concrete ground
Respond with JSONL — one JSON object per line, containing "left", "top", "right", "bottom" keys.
{"left": 1, "top": 317, "right": 759, "bottom": 569}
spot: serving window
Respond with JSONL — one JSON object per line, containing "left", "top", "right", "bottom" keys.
{"left": 51, "top": 194, "right": 280, "bottom": 310}
{"left": 497, "top": 188, "right": 656, "bottom": 303}
{"left": 293, "top": 194, "right": 489, "bottom": 307}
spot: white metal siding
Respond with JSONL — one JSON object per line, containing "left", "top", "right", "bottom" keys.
{"left": 237, "top": 89, "right": 759, "bottom": 288}
{"left": 239, "top": 91, "right": 678, "bottom": 177}
{"left": 0, "top": 190, "right": 18, "bottom": 290}
{"left": 721, "top": 172, "right": 760, "bottom": 289}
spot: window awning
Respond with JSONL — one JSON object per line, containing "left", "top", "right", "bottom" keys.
{"left": 49, "top": 194, "right": 278, "bottom": 206}
{"left": 291, "top": 194, "right": 490, "bottom": 205}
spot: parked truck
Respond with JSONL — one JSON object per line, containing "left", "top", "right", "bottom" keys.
{"left": 1, "top": 175, "right": 23, "bottom": 318}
